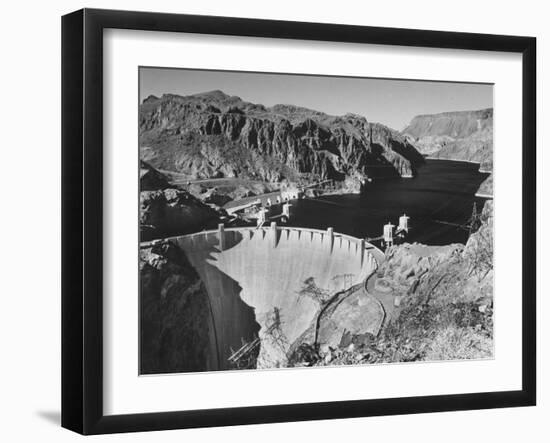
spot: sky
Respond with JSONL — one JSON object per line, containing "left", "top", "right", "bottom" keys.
{"left": 139, "top": 67, "right": 493, "bottom": 131}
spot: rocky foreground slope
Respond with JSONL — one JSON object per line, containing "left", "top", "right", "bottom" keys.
{"left": 290, "top": 201, "right": 494, "bottom": 367}
{"left": 140, "top": 241, "right": 218, "bottom": 373}
{"left": 403, "top": 108, "right": 493, "bottom": 195}
{"left": 140, "top": 90, "right": 424, "bottom": 185}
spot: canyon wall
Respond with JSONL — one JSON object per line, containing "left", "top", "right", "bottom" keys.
{"left": 139, "top": 90, "right": 424, "bottom": 184}
{"left": 403, "top": 108, "right": 493, "bottom": 195}
{"left": 140, "top": 242, "right": 218, "bottom": 373}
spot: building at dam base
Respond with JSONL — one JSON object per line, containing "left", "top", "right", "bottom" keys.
{"left": 166, "top": 224, "right": 383, "bottom": 370}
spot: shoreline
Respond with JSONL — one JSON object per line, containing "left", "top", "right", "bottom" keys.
{"left": 425, "top": 157, "right": 493, "bottom": 178}
{"left": 425, "top": 156, "right": 482, "bottom": 166}
{"left": 475, "top": 192, "right": 493, "bottom": 199}
{"left": 426, "top": 156, "right": 492, "bottom": 169}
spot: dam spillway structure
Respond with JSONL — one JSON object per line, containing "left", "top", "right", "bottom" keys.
{"left": 163, "top": 223, "right": 384, "bottom": 370}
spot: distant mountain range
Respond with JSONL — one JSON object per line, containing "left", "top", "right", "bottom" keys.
{"left": 402, "top": 108, "right": 493, "bottom": 196}
{"left": 403, "top": 108, "right": 493, "bottom": 170}
{"left": 139, "top": 90, "right": 424, "bottom": 185}
{"left": 139, "top": 90, "right": 493, "bottom": 196}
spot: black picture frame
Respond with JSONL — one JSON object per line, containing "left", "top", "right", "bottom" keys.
{"left": 61, "top": 8, "right": 536, "bottom": 435}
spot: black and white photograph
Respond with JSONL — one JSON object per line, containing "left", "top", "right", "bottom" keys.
{"left": 139, "top": 68, "right": 494, "bottom": 374}
{"left": 0, "top": 0, "right": 545, "bottom": 439}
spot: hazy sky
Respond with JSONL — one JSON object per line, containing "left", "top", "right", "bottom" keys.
{"left": 140, "top": 67, "right": 493, "bottom": 130}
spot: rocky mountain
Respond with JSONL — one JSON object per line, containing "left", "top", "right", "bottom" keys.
{"left": 403, "top": 108, "right": 493, "bottom": 166}
{"left": 139, "top": 91, "right": 424, "bottom": 184}
{"left": 404, "top": 108, "right": 492, "bottom": 139}
{"left": 403, "top": 108, "right": 493, "bottom": 195}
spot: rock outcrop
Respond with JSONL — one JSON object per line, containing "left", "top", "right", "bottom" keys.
{"left": 139, "top": 91, "right": 424, "bottom": 184}
{"left": 140, "top": 159, "right": 170, "bottom": 190}
{"left": 140, "top": 187, "right": 220, "bottom": 240}
{"left": 382, "top": 200, "right": 493, "bottom": 309}
{"left": 374, "top": 201, "right": 494, "bottom": 361}
{"left": 403, "top": 109, "right": 493, "bottom": 195}
{"left": 476, "top": 173, "right": 493, "bottom": 197}
{"left": 289, "top": 200, "right": 494, "bottom": 367}
{"left": 140, "top": 242, "right": 217, "bottom": 373}
{"left": 139, "top": 161, "right": 221, "bottom": 240}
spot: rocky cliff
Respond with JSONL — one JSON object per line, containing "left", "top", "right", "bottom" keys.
{"left": 140, "top": 241, "right": 217, "bottom": 373}
{"left": 139, "top": 90, "right": 424, "bottom": 184}
{"left": 403, "top": 108, "right": 493, "bottom": 195}
{"left": 404, "top": 108, "right": 493, "bottom": 140}
{"left": 291, "top": 201, "right": 494, "bottom": 367}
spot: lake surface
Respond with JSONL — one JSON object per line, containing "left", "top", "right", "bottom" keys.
{"left": 289, "top": 159, "right": 490, "bottom": 246}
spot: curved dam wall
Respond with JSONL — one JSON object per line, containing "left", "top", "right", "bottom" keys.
{"left": 166, "top": 225, "right": 383, "bottom": 369}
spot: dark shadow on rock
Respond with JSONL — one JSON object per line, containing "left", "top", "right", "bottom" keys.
{"left": 140, "top": 230, "right": 261, "bottom": 374}
{"left": 140, "top": 240, "right": 218, "bottom": 374}
{"left": 139, "top": 188, "right": 222, "bottom": 242}
{"left": 185, "top": 230, "right": 261, "bottom": 370}
{"left": 364, "top": 145, "right": 403, "bottom": 179}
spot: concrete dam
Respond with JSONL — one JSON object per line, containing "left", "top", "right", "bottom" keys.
{"left": 164, "top": 224, "right": 384, "bottom": 370}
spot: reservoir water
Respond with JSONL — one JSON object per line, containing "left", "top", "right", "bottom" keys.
{"left": 290, "top": 159, "right": 491, "bottom": 246}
